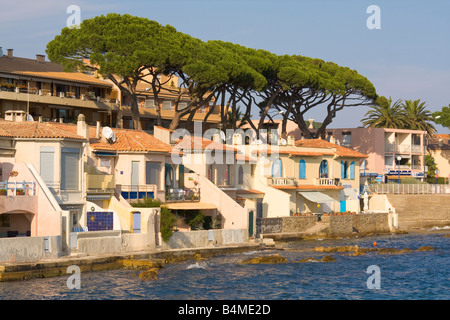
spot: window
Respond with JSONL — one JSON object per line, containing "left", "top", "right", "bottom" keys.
{"left": 272, "top": 158, "right": 282, "bottom": 178}
{"left": 226, "top": 165, "right": 231, "bottom": 185}
{"left": 208, "top": 164, "right": 215, "bottom": 183}
{"left": 0, "top": 214, "right": 10, "bottom": 227}
{"left": 145, "top": 162, "right": 161, "bottom": 186}
{"left": 341, "top": 161, "right": 349, "bottom": 179}
{"left": 178, "top": 102, "right": 188, "bottom": 110}
{"left": 349, "top": 161, "right": 355, "bottom": 180}
{"left": 342, "top": 132, "right": 352, "bottom": 147}
{"left": 319, "top": 160, "right": 328, "bottom": 178}
{"left": 61, "top": 148, "right": 80, "bottom": 190}
{"left": 162, "top": 100, "right": 173, "bottom": 110}
{"left": 238, "top": 166, "right": 244, "bottom": 185}
{"left": 299, "top": 159, "right": 306, "bottom": 179}
{"left": 144, "top": 99, "right": 155, "bottom": 109}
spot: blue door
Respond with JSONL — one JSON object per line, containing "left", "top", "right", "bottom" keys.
{"left": 340, "top": 201, "right": 347, "bottom": 212}
{"left": 132, "top": 212, "right": 141, "bottom": 233}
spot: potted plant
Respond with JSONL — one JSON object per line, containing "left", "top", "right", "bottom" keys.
{"left": 0, "top": 189, "right": 7, "bottom": 196}
{"left": 9, "top": 170, "right": 18, "bottom": 177}
{"left": 16, "top": 189, "right": 24, "bottom": 195}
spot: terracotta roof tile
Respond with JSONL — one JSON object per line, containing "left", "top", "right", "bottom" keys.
{"left": 47, "top": 122, "right": 172, "bottom": 153}
{"left": 172, "top": 136, "right": 237, "bottom": 154}
{"left": 295, "top": 138, "right": 368, "bottom": 158}
{"left": 0, "top": 121, "right": 86, "bottom": 140}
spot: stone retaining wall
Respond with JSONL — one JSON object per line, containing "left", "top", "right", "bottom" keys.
{"left": 259, "top": 213, "right": 390, "bottom": 239}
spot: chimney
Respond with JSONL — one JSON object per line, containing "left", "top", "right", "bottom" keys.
{"left": 7, "top": 49, "right": 13, "bottom": 58}
{"left": 330, "top": 135, "right": 336, "bottom": 144}
{"left": 36, "top": 54, "right": 45, "bottom": 63}
{"left": 308, "top": 119, "right": 315, "bottom": 129}
{"left": 76, "top": 114, "right": 89, "bottom": 139}
{"left": 96, "top": 121, "right": 101, "bottom": 139}
{"left": 287, "top": 135, "right": 295, "bottom": 146}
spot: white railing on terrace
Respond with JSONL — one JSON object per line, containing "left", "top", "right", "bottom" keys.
{"left": 0, "top": 180, "right": 37, "bottom": 196}
{"left": 373, "top": 183, "right": 450, "bottom": 194}
{"left": 317, "top": 178, "right": 341, "bottom": 186}
{"left": 268, "top": 177, "right": 297, "bottom": 186}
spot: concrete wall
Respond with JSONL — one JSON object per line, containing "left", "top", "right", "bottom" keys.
{"left": 0, "top": 236, "right": 62, "bottom": 263}
{"left": 387, "top": 194, "right": 450, "bottom": 230}
{"left": 72, "top": 208, "right": 158, "bottom": 255}
{"left": 161, "top": 228, "right": 248, "bottom": 249}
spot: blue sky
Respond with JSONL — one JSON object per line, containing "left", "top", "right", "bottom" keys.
{"left": 1, "top": 0, "right": 449, "bottom": 133}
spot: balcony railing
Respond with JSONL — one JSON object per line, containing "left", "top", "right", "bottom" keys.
{"left": 385, "top": 144, "right": 423, "bottom": 154}
{"left": 86, "top": 173, "right": 115, "bottom": 193}
{"left": 373, "top": 183, "right": 450, "bottom": 194}
{"left": 117, "top": 184, "right": 156, "bottom": 200}
{"left": 165, "top": 187, "right": 200, "bottom": 202}
{"left": 267, "top": 177, "right": 297, "bottom": 186}
{"left": 317, "top": 178, "right": 341, "bottom": 186}
{"left": 0, "top": 180, "right": 37, "bottom": 196}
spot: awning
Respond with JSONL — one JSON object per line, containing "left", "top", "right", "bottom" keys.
{"left": 165, "top": 202, "right": 217, "bottom": 210}
{"left": 235, "top": 189, "right": 265, "bottom": 199}
{"left": 298, "top": 191, "right": 336, "bottom": 203}
{"left": 87, "top": 194, "right": 111, "bottom": 201}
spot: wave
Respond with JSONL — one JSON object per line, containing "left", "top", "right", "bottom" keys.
{"left": 186, "top": 262, "right": 208, "bottom": 270}
{"left": 428, "top": 226, "right": 450, "bottom": 231}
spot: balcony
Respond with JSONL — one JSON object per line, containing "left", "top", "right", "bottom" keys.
{"left": 165, "top": 187, "right": 200, "bottom": 202}
{"left": 316, "top": 178, "right": 341, "bottom": 187}
{"left": 0, "top": 88, "right": 118, "bottom": 112}
{"left": 267, "top": 177, "right": 297, "bottom": 187}
{"left": 117, "top": 184, "right": 156, "bottom": 200}
{"left": 0, "top": 181, "right": 37, "bottom": 196}
{"left": 86, "top": 173, "right": 115, "bottom": 193}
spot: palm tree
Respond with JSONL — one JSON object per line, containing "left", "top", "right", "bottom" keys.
{"left": 400, "top": 99, "right": 436, "bottom": 137}
{"left": 361, "top": 96, "right": 406, "bottom": 128}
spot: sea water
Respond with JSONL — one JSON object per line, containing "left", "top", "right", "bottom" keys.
{"left": 0, "top": 232, "right": 448, "bottom": 300}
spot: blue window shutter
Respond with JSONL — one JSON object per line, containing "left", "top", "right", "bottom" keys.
{"left": 299, "top": 160, "right": 306, "bottom": 179}
{"left": 341, "top": 161, "right": 345, "bottom": 179}
{"left": 350, "top": 161, "right": 355, "bottom": 180}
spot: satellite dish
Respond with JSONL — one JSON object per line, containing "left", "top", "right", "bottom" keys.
{"left": 102, "top": 126, "right": 116, "bottom": 143}
{"left": 26, "top": 114, "right": 34, "bottom": 121}
{"left": 280, "top": 139, "right": 287, "bottom": 146}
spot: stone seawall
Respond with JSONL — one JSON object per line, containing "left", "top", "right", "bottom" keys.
{"left": 259, "top": 213, "right": 391, "bottom": 240}
{"left": 386, "top": 194, "right": 450, "bottom": 230}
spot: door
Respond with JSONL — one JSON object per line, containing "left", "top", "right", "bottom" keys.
{"left": 340, "top": 200, "right": 347, "bottom": 212}
{"left": 132, "top": 211, "right": 141, "bottom": 233}
{"left": 248, "top": 211, "right": 254, "bottom": 237}
{"left": 256, "top": 199, "right": 263, "bottom": 218}
{"left": 131, "top": 161, "right": 139, "bottom": 191}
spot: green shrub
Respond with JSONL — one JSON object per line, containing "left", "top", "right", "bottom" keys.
{"left": 183, "top": 210, "right": 205, "bottom": 230}
{"left": 131, "top": 197, "right": 162, "bottom": 208}
{"left": 160, "top": 206, "right": 176, "bottom": 242}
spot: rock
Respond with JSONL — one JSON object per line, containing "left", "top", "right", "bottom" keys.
{"left": 313, "top": 245, "right": 358, "bottom": 253}
{"left": 416, "top": 246, "right": 434, "bottom": 251}
{"left": 294, "top": 255, "right": 336, "bottom": 263}
{"left": 194, "top": 254, "right": 207, "bottom": 261}
{"left": 241, "top": 254, "right": 288, "bottom": 264}
{"left": 320, "top": 255, "right": 336, "bottom": 262}
{"left": 138, "top": 268, "right": 159, "bottom": 281}
{"left": 376, "top": 247, "right": 412, "bottom": 255}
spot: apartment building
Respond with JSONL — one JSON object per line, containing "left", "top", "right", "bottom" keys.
{"left": 325, "top": 127, "right": 427, "bottom": 182}
{"left": 0, "top": 49, "right": 221, "bottom": 132}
